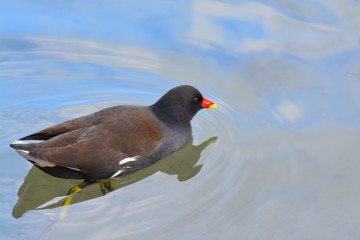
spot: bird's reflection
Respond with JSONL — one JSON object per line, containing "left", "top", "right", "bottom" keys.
{"left": 12, "top": 136, "right": 217, "bottom": 218}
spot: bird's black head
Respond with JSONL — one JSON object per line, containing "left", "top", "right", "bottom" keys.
{"left": 150, "top": 85, "right": 217, "bottom": 124}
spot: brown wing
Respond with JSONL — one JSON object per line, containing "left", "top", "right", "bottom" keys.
{"left": 23, "top": 106, "right": 163, "bottom": 179}
{"left": 28, "top": 132, "right": 126, "bottom": 179}
{"left": 19, "top": 108, "right": 109, "bottom": 141}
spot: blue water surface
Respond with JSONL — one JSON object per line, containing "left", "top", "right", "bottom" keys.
{"left": 1, "top": 0, "right": 360, "bottom": 239}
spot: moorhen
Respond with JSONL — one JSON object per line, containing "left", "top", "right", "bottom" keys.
{"left": 10, "top": 85, "right": 217, "bottom": 180}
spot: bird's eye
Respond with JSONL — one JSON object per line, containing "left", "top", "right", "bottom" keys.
{"left": 193, "top": 97, "right": 200, "bottom": 104}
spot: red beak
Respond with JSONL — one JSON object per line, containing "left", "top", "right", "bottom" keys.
{"left": 202, "top": 96, "right": 217, "bottom": 109}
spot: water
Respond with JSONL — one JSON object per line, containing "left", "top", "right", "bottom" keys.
{"left": 1, "top": 0, "right": 360, "bottom": 239}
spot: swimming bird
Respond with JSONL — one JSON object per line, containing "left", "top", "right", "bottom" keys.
{"left": 10, "top": 85, "right": 217, "bottom": 180}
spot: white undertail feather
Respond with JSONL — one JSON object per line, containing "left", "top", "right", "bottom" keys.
{"left": 12, "top": 140, "right": 30, "bottom": 145}
{"left": 15, "top": 149, "right": 56, "bottom": 167}
{"left": 13, "top": 139, "right": 56, "bottom": 168}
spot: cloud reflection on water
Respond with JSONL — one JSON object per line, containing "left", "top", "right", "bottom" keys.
{"left": 188, "top": 0, "right": 359, "bottom": 59}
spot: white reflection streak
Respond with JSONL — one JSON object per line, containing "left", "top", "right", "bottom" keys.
{"left": 8, "top": 35, "right": 163, "bottom": 72}
{"left": 36, "top": 50, "right": 161, "bottom": 71}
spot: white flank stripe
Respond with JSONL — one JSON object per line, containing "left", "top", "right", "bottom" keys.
{"left": 65, "top": 166, "right": 81, "bottom": 171}
{"left": 110, "top": 169, "right": 124, "bottom": 178}
{"left": 119, "top": 156, "right": 139, "bottom": 165}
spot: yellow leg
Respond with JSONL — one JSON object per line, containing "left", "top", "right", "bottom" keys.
{"left": 60, "top": 185, "right": 83, "bottom": 220}
{"left": 100, "top": 181, "right": 114, "bottom": 195}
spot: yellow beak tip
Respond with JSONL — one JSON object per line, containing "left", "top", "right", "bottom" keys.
{"left": 209, "top": 103, "right": 218, "bottom": 109}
